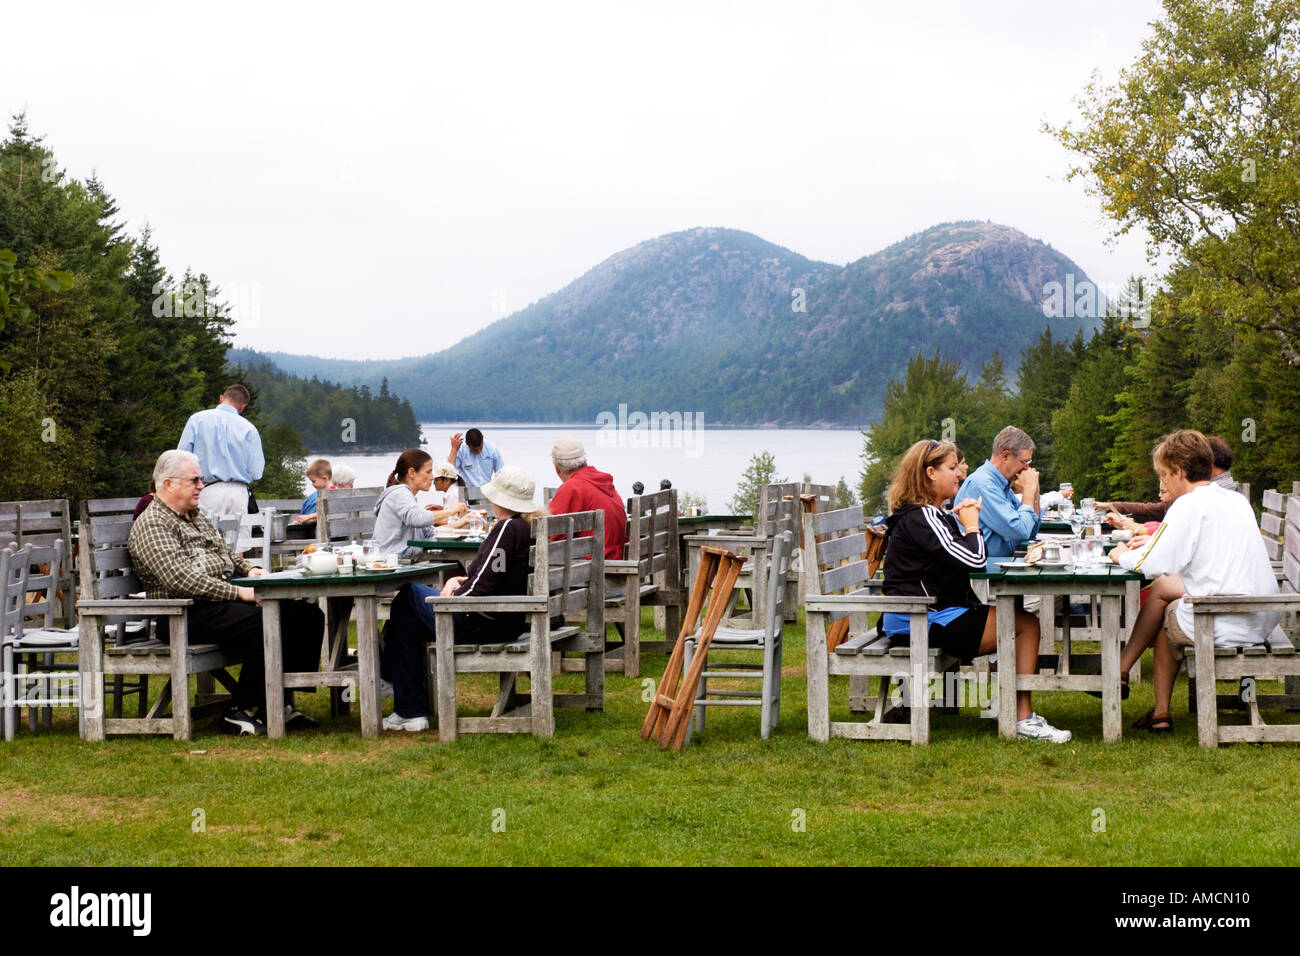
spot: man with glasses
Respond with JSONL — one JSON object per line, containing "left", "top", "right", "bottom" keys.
{"left": 128, "top": 450, "right": 323, "bottom": 735}
{"left": 955, "top": 426, "right": 1042, "bottom": 570}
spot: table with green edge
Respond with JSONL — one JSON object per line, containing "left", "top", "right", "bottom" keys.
{"left": 407, "top": 536, "right": 485, "bottom": 571}
{"left": 230, "top": 561, "right": 457, "bottom": 738}
{"left": 971, "top": 562, "right": 1144, "bottom": 743}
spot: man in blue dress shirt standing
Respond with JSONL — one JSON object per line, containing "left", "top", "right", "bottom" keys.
{"left": 178, "top": 384, "right": 265, "bottom": 521}
{"left": 448, "top": 427, "right": 504, "bottom": 487}
{"left": 955, "top": 425, "right": 1041, "bottom": 570}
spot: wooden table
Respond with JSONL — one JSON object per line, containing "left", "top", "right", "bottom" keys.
{"left": 971, "top": 563, "right": 1143, "bottom": 743}
{"left": 230, "top": 562, "right": 456, "bottom": 738}
{"left": 680, "top": 514, "right": 753, "bottom": 593}
{"left": 407, "top": 537, "right": 484, "bottom": 571}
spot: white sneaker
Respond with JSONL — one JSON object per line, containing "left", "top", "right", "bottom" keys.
{"left": 382, "top": 712, "right": 429, "bottom": 732}
{"left": 1016, "top": 712, "right": 1072, "bottom": 743}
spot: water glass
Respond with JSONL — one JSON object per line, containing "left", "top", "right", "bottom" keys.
{"left": 1058, "top": 499, "right": 1074, "bottom": 520}
{"left": 1081, "top": 497, "right": 1096, "bottom": 518}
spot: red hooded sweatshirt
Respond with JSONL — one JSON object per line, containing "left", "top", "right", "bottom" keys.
{"left": 549, "top": 466, "right": 628, "bottom": 559}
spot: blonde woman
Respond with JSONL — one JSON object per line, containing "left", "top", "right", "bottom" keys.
{"left": 882, "top": 439, "right": 1072, "bottom": 742}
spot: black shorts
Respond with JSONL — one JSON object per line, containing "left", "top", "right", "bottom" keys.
{"left": 887, "top": 604, "right": 990, "bottom": 664}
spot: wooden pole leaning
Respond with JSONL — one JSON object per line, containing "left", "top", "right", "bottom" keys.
{"left": 639, "top": 547, "right": 744, "bottom": 749}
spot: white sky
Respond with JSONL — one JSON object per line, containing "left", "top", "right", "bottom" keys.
{"left": 3, "top": 0, "right": 1165, "bottom": 360}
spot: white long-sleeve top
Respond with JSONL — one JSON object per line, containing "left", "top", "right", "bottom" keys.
{"left": 1114, "top": 483, "right": 1279, "bottom": 647}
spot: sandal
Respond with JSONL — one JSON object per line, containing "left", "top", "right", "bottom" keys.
{"left": 1132, "top": 708, "right": 1173, "bottom": 733}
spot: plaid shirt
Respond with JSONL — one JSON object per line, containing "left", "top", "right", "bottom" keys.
{"left": 128, "top": 498, "right": 252, "bottom": 602}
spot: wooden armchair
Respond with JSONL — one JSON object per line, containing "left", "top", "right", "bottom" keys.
{"left": 426, "top": 511, "right": 605, "bottom": 740}
{"left": 602, "top": 489, "right": 682, "bottom": 678}
{"left": 76, "top": 508, "right": 238, "bottom": 741}
{"left": 802, "top": 505, "right": 963, "bottom": 744}
{"left": 1186, "top": 491, "right": 1300, "bottom": 746}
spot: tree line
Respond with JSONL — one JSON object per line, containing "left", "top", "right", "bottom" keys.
{"left": 860, "top": 0, "right": 1300, "bottom": 514}
{"left": 0, "top": 113, "right": 418, "bottom": 502}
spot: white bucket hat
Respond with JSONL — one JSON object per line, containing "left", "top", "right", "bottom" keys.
{"left": 432, "top": 461, "right": 459, "bottom": 481}
{"left": 482, "top": 466, "right": 537, "bottom": 514}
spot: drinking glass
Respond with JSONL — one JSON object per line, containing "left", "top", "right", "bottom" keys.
{"left": 1058, "top": 498, "right": 1074, "bottom": 520}
{"left": 1081, "top": 497, "right": 1097, "bottom": 519}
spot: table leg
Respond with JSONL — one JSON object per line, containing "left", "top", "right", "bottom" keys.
{"left": 262, "top": 599, "right": 286, "bottom": 739}
{"left": 997, "top": 594, "right": 1017, "bottom": 740}
{"left": 355, "top": 595, "right": 382, "bottom": 738}
{"left": 1101, "top": 593, "right": 1122, "bottom": 743}
{"left": 1124, "top": 579, "right": 1142, "bottom": 684}
{"left": 324, "top": 596, "right": 353, "bottom": 717}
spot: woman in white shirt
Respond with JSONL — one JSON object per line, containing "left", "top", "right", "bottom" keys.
{"left": 1109, "top": 430, "right": 1279, "bottom": 733}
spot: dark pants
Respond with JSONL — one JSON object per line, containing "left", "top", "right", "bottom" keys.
{"left": 175, "top": 600, "right": 325, "bottom": 710}
{"left": 380, "top": 583, "right": 525, "bottom": 718}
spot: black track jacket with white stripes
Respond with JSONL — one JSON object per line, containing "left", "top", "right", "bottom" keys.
{"left": 882, "top": 503, "right": 986, "bottom": 609}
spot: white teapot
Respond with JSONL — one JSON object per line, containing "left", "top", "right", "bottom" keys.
{"left": 301, "top": 550, "right": 338, "bottom": 576}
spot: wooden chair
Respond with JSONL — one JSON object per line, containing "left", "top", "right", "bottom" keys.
{"left": 0, "top": 546, "right": 31, "bottom": 740}
{"left": 803, "top": 506, "right": 962, "bottom": 744}
{"left": 1186, "top": 490, "right": 1300, "bottom": 746}
{"left": 3, "top": 541, "right": 80, "bottom": 739}
{"left": 683, "top": 529, "right": 793, "bottom": 742}
{"left": 0, "top": 499, "right": 76, "bottom": 626}
{"left": 76, "top": 508, "right": 239, "bottom": 741}
{"left": 317, "top": 487, "right": 382, "bottom": 546}
{"left": 602, "top": 489, "right": 682, "bottom": 678}
{"left": 426, "top": 511, "right": 605, "bottom": 740}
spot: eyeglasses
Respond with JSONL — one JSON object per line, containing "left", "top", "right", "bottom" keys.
{"left": 1016, "top": 456, "right": 1033, "bottom": 467}
{"left": 169, "top": 475, "right": 204, "bottom": 486}
{"left": 927, "top": 439, "right": 939, "bottom": 450}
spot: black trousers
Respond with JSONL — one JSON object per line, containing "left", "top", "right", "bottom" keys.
{"left": 172, "top": 600, "right": 325, "bottom": 710}
{"left": 380, "top": 584, "right": 524, "bottom": 718}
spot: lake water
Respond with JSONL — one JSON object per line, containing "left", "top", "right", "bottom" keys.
{"left": 310, "top": 422, "right": 867, "bottom": 513}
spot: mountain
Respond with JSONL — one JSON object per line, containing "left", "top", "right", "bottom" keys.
{"left": 243, "top": 222, "right": 1098, "bottom": 425}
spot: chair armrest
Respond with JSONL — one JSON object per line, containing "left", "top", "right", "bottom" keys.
{"left": 604, "top": 560, "right": 640, "bottom": 577}
{"left": 78, "top": 598, "right": 192, "bottom": 616}
{"left": 806, "top": 594, "right": 934, "bottom": 615}
{"left": 1184, "top": 595, "right": 1300, "bottom": 613}
{"left": 426, "top": 595, "right": 547, "bottom": 613}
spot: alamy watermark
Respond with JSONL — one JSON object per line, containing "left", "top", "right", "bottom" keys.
{"left": 595, "top": 404, "right": 705, "bottom": 459}
{"left": 1042, "top": 275, "right": 1151, "bottom": 328}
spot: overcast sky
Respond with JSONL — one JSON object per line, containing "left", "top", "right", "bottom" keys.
{"left": 4, "top": 0, "right": 1166, "bottom": 360}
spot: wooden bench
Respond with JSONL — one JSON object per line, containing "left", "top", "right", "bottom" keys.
{"left": 802, "top": 505, "right": 962, "bottom": 744}
{"left": 76, "top": 506, "right": 239, "bottom": 741}
{"left": 1186, "top": 491, "right": 1300, "bottom": 746}
{"left": 426, "top": 511, "right": 605, "bottom": 740}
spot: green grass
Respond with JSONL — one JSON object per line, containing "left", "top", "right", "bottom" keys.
{"left": 2, "top": 611, "right": 1298, "bottom": 866}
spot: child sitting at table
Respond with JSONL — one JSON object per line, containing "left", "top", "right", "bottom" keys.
{"left": 291, "top": 459, "right": 332, "bottom": 525}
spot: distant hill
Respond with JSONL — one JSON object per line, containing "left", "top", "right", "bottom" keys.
{"left": 243, "top": 222, "right": 1099, "bottom": 425}
{"left": 227, "top": 351, "right": 422, "bottom": 452}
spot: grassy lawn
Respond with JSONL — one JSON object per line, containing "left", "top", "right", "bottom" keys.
{"left": 2, "top": 610, "right": 1298, "bottom": 866}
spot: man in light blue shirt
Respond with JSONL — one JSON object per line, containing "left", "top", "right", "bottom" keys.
{"left": 956, "top": 425, "right": 1041, "bottom": 570}
{"left": 178, "top": 384, "right": 265, "bottom": 520}
{"left": 448, "top": 427, "right": 504, "bottom": 487}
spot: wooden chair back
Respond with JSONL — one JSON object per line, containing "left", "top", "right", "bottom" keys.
{"left": 19, "top": 540, "right": 64, "bottom": 630}
{"left": 1261, "top": 482, "right": 1300, "bottom": 563}
{"left": 1, "top": 545, "right": 31, "bottom": 640}
{"left": 317, "top": 487, "right": 382, "bottom": 545}
{"left": 626, "top": 488, "right": 679, "bottom": 585}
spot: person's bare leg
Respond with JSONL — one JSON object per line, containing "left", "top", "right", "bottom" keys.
{"left": 1120, "top": 574, "right": 1184, "bottom": 674}
{"left": 979, "top": 607, "right": 1040, "bottom": 721}
{"left": 1150, "top": 629, "right": 1177, "bottom": 723}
